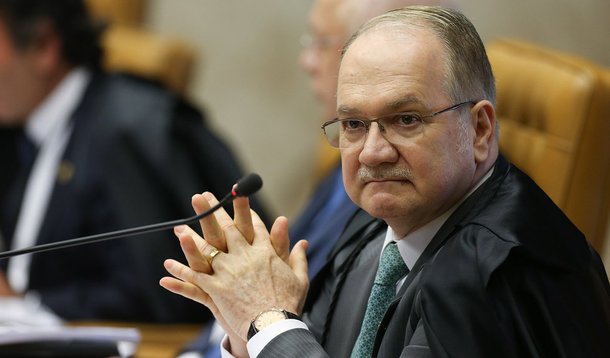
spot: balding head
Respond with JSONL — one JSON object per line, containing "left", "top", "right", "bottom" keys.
{"left": 346, "top": 0, "right": 459, "bottom": 34}
{"left": 343, "top": 5, "right": 495, "bottom": 105}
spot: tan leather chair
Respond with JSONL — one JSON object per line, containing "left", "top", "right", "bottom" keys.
{"left": 487, "top": 38, "right": 610, "bottom": 253}
{"left": 101, "top": 26, "right": 196, "bottom": 95}
{"left": 86, "top": 0, "right": 196, "bottom": 95}
{"left": 86, "top": 0, "right": 145, "bottom": 26}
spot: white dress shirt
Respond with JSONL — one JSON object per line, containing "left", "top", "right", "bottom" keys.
{"left": 7, "top": 68, "right": 91, "bottom": 293}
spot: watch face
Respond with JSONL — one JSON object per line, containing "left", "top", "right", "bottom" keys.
{"left": 254, "top": 309, "right": 287, "bottom": 330}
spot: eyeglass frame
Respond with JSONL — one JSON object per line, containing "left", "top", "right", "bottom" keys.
{"left": 321, "top": 100, "right": 478, "bottom": 149}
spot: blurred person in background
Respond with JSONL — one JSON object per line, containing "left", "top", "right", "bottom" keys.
{"left": 0, "top": 0, "right": 269, "bottom": 323}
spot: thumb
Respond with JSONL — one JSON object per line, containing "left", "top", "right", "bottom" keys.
{"left": 269, "top": 216, "right": 290, "bottom": 262}
{"left": 289, "top": 240, "right": 309, "bottom": 285}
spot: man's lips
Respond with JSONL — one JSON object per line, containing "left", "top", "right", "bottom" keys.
{"left": 362, "top": 178, "right": 410, "bottom": 184}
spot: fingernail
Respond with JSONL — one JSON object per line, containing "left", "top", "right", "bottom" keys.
{"left": 174, "top": 225, "right": 186, "bottom": 233}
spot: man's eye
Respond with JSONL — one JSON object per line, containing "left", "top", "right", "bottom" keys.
{"left": 394, "top": 114, "right": 421, "bottom": 126}
{"left": 342, "top": 120, "right": 365, "bottom": 130}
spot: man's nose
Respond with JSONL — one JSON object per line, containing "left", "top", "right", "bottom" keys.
{"left": 358, "top": 123, "right": 398, "bottom": 166}
{"left": 299, "top": 46, "right": 318, "bottom": 75}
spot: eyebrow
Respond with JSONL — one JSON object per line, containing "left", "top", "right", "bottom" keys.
{"left": 386, "top": 96, "right": 422, "bottom": 111}
{"left": 336, "top": 95, "right": 423, "bottom": 117}
{"left": 336, "top": 105, "right": 363, "bottom": 117}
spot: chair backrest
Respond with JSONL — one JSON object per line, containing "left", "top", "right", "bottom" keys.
{"left": 487, "top": 38, "right": 610, "bottom": 252}
{"left": 86, "top": 0, "right": 196, "bottom": 95}
{"left": 86, "top": 0, "right": 145, "bottom": 26}
{"left": 101, "top": 26, "right": 196, "bottom": 95}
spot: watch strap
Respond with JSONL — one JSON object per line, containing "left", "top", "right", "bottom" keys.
{"left": 247, "top": 309, "right": 301, "bottom": 340}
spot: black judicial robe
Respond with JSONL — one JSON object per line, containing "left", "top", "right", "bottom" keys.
{"left": 261, "top": 155, "right": 610, "bottom": 357}
{"left": 0, "top": 72, "right": 270, "bottom": 323}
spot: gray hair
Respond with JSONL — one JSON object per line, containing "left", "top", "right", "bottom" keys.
{"left": 342, "top": 5, "right": 496, "bottom": 105}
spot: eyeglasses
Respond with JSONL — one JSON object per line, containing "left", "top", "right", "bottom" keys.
{"left": 321, "top": 101, "right": 476, "bottom": 149}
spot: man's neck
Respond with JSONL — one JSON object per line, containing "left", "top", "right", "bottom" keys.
{"left": 25, "top": 67, "right": 90, "bottom": 145}
{"left": 21, "top": 63, "right": 73, "bottom": 127}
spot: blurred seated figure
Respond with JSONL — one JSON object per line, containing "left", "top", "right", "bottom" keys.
{"left": 0, "top": 0, "right": 269, "bottom": 323}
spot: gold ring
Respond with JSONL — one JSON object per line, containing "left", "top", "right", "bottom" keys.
{"left": 207, "top": 247, "right": 220, "bottom": 265}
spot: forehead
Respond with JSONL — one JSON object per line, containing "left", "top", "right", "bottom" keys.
{"left": 337, "top": 25, "right": 450, "bottom": 114}
{"left": 310, "top": 0, "right": 349, "bottom": 35}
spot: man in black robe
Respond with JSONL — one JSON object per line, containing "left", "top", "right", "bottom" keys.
{"left": 160, "top": 5, "right": 610, "bottom": 357}
{"left": 0, "top": 0, "right": 269, "bottom": 323}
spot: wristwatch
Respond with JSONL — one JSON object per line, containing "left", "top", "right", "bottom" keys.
{"left": 247, "top": 308, "right": 301, "bottom": 340}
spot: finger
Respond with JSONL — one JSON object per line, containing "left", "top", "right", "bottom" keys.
{"left": 159, "top": 276, "right": 212, "bottom": 307}
{"left": 195, "top": 193, "right": 250, "bottom": 256}
{"left": 289, "top": 240, "right": 310, "bottom": 312}
{"left": 174, "top": 225, "right": 210, "bottom": 273}
{"left": 180, "top": 237, "right": 221, "bottom": 274}
{"left": 223, "top": 200, "right": 259, "bottom": 254}
{"left": 289, "top": 240, "right": 309, "bottom": 286}
{"left": 160, "top": 276, "right": 234, "bottom": 340}
{"left": 163, "top": 259, "right": 225, "bottom": 304}
{"left": 192, "top": 193, "right": 228, "bottom": 252}
{"left": 163, "top": 258, "right": 210, "bottom": 289}
{"left": 268, "top": 216, "right": 290, "bottom": 262}
{"left": 240, "top": 208, "right": 277, "bottom": 256}
{"left": 233, "top": 193, "right": 254, "bottom": 244}
{"left": 161, "top": 259, "right": 214, "bottom": 306}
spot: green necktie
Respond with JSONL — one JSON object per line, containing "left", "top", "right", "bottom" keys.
{"left": 351, "top": 242, "right": 408, "bottom": 357}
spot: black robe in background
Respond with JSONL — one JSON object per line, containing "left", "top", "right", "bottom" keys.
{"left": 0, "top": 72, "right": 271, "bottom": 323}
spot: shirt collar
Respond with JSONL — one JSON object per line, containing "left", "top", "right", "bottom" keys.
{"left": 383, "top": 166, "right": 495, "bottom": 270}
{"left": 25, "top": 68, "right": 91, "bottom": 146}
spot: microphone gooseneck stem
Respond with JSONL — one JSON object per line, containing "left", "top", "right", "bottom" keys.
{"left": 0, "top": 192, "right": 233, "bottom": 260}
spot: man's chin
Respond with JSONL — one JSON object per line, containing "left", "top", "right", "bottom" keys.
{"left": 361, "top": 195, "right": 402, "bottom": 218}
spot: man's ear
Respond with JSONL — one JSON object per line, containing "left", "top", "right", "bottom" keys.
{"left": 471, "top": 100, "right": 496, "bottom": 164}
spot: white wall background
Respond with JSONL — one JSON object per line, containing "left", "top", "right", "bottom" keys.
{"left": 146, "top": 0, "right": 319, "bottom": 221}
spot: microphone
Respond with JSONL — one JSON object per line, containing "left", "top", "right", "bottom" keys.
{"left": 0, "top": 173, "right": 263, "bottom": 259}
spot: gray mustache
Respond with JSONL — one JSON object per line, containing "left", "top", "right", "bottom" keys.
{"left": 358, "top": 166, "right": 413, "bottom": 182}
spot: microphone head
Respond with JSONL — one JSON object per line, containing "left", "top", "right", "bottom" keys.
{"left": 233, "top": 173, "right": 263, "bottom": 197}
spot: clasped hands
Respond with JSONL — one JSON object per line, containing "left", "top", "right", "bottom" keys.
{"left": 160, "top": 191, "right": 309, "bottom": 353}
